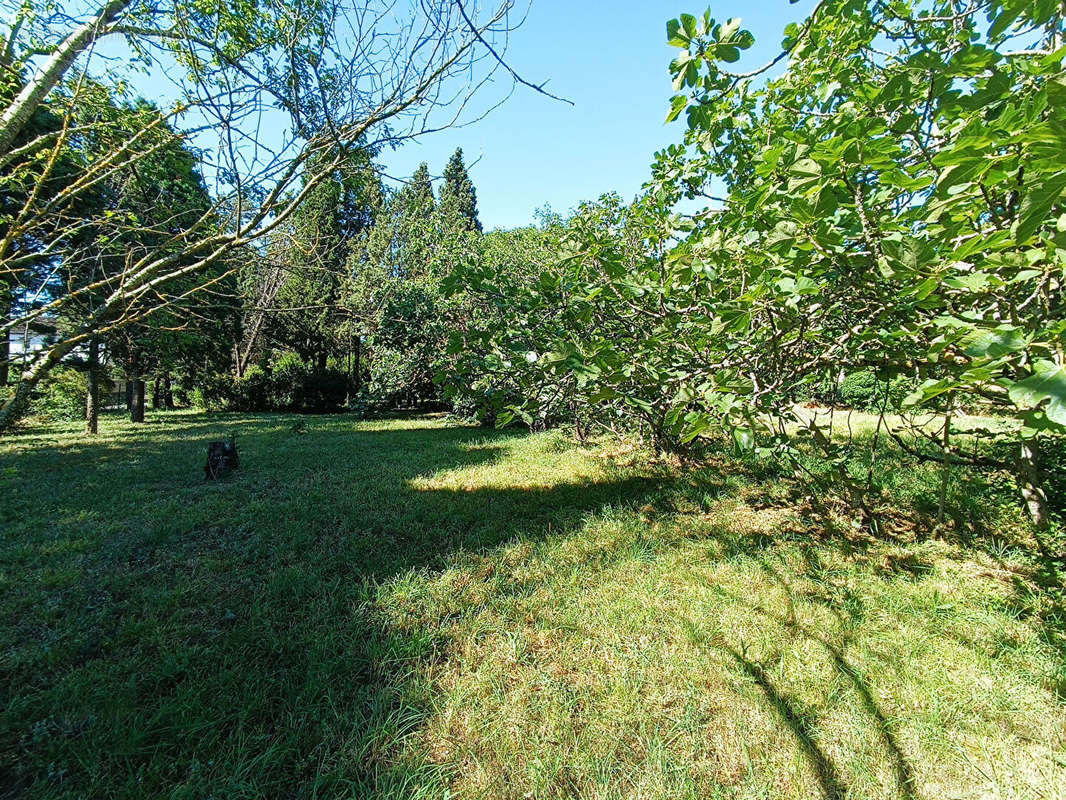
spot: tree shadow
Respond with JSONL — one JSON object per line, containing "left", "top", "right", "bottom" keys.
{"left": 0, "top": 415, "right": 664, "bottom": 797}
{"left": 3, "top": 415, "right": 1061, "bottom": 796}
{"left": 683, "top": 554, "right": 919, "bottom": 800}
{"left": 720, "top": 644, "right": 847, "bottom": 800}
{"left": 729, "top": 439, "right": 1066, "bottom": 711}
{"left": 758, "top": 557, "right": 918, "bottom": 800}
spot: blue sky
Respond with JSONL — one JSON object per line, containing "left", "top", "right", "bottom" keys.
{"left": 47, "top": 0, "right": 817, "bottom": 231}
{"left": 383, "top": 0, "right": 817, "bottom": 230}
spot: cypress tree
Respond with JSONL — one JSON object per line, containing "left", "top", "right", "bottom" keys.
{"left": 403, "top": 162, "right": 436, "bottom": 217}
{"left": 440, "top": 147, "right": 481, "bottom": 232}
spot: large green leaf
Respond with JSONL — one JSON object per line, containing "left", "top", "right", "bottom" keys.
{"left": 718, "top": 18, "right": 742, "bottom": 41}
{"left": 959, "top": 327, "right": 1027, "bottom": 359}
{"left": 667, "top": 18, "right": 690, "bottom": 47}
{"left": 1016, "top": 170, "right": 1066, "bottom": 242}
{"left": 1008, "top": 361, "right": 1066, "bottom": 426}
{"left": 666, "top": 95, "right": 688, "bottom": 123}
{"left": 680, "top": 13, "right": 699, "bottom": 39}
{"left": 902, "top": 377, "right": 959, "bottom": 408}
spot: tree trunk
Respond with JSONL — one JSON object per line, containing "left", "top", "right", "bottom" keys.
{"left": 85, "top": 337, "right": 100, "bottom": 434}
{"left": 235, "top": 263, "right": 286, "bottom": 378}
{"left": 131, "top": 379, "right": 145, "bottom": 423}
{"left": 0, "top": 374, "right": 32, "bottom": 429}
{"left": 151, "top": 376, "right": 162, "bottom": 410}
{"left": 0, "top": 319, "right": 8, "bottom": 386}
{"left": 0, "top": 282, "right": 11, "bottom": 387}
{"left": 1016, "top": 440, "right": 1049, "bottom": 531}
{"left": 163, "top": 373, "right": 174, "bottom": 409}
{"left": 353, "top": 335, "right": 361, "bottom": 393}
{"left": 316, "top": 350, "right": 327, "bottom": 371}
{"left": 0, "top": 0, "right": 134, "bottom": 154}
{"left": 129, "top": 349, "right": 145, "bottom": 423}
{"left": 937, "top": 397, "right": 954, "bottom": 525}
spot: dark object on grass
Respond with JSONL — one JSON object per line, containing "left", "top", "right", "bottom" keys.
{"left": 205, "top": 433, "right": 239, "bottom": 480}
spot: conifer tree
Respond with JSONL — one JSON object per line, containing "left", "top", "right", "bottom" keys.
{"left": 403, "top": 162, "right": 436, "bottom": 218}
{"left": 440, "top": 148, "right": 481, "bottom": 232}
{"left": 269, "top": 149, "right": 381, "bottom": 369}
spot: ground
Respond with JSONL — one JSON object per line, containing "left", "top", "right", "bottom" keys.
{"left": 1, "top": 412, "right": 1064, "bottom": 799}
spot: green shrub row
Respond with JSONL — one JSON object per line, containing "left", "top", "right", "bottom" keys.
{"left": 795, "top": 371, "right": 915, "bottom": 412}
{"left": 195, "top": 362, "right": 349, "bottom": 413}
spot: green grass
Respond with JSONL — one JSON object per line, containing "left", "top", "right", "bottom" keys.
{"left": 1, "top": 411, "right": 1064, "bottom": 799}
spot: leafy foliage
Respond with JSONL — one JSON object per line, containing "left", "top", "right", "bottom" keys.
{"left": 343, "top": 159, "right": 481, "bottom": 409}
{"left": 837, "top": 371, "right": 913, "bottom": 412}
{"left": 196, "top": 359, "right": 349, "bottom": 413}
{"left": 31, "top": 366, "right": 89, "bottom": 421}
{"left": 447, "top": 0, "right": 1066, "bottom": 525}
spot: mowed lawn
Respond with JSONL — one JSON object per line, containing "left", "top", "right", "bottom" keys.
{"left": 1, "top": 412, "right": 1064, "bottom": 799}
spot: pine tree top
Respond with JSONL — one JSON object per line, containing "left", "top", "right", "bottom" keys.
{"left": 440, "top": 148, "right": 481, "bottom": 232}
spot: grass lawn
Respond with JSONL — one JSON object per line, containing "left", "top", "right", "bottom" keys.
{"left": 1, "top": 411, "right": 1064, "bottom": 799}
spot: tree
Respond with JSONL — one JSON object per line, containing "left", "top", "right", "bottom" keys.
{"left": 652, "top": 1, "right": 1066, "bottom": 526}
{"left": 265, "top": 148, "right": 380, "bottom": 371}
{"left": 451, "top": 1, "right": 1066, "bottom": 528}
{"left": 345, "top": 158, "right": 482, "bottom": 407}
{"left": 371, "top": 162, "right": 438, "bottom": 280}
{"left": 443, "top": 214, "right": 564, "bottom": 424}
{"left": 60, "top": 92, "right": 217, "bottom": 428}
{"left": 0, "top": 0, "right": 537, "bottom": 431}
{"left": 441, "top": 147, "right": 482, "bottom": 232}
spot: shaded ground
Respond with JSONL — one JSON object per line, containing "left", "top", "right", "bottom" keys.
{"left": 1, "top": 411, "right": 1063, "bottom": 799}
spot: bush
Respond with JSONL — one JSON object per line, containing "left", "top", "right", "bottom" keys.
{"left": 838, "top": 371, "right": 880, "bottom": 410}
{"left": 446, "top": 383, "right": 503, "bottom": 426}
{"left": 837, "top": 371, "right": 913, "bottom": 411}
{"left": 195, "top": 371, "right": 250, "bottom": 412}
{"left": 33, "top": 366, "right": 86, "bottom": 421}
{"left": 195, "top": 361, "right": 348, "bottom": 413}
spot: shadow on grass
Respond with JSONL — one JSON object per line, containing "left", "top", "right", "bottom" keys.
{"left": 758, "top": 557, "right": 919, "bottom": 800}
{"left": 722, "top": 645, "right": 847, "bottom": 800}
{"left": 728, "top": 437, "right": 1066, "bottom": 712}
{"left": 0, "top": 415, "right": 662, "bottom": 798}
{"left": 684, "top": 557, "right": 918, "bottom": 800}
{"left": 2, "top": 415, "right": 1062, "bottom": 797}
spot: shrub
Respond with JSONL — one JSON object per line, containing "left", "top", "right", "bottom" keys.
{"left": 446, "top": 382, "right": 508, "bottom": 426}
{"left": 367, "top": 347, "right": 427, "bottom": 408}
{"left": 838, "top": 371, "right": 880, "bottom": 410}
{"left": 195, "top": 372, "right": 249, "bottom": 412}
{"left": 837, "top": 371, "right": 913, "bottom": 412}
{"left": 195, "top": 361, "right": 349, "bottom": 413}
{"left": 33, "top": 366, "right": 87, "bottom": 421}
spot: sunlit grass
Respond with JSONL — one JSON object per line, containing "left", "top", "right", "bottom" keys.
{"left": 1, "top": 411, "right": 1063, "bottom": 798}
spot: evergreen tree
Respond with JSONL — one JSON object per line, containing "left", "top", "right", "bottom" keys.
{"left": 402, "top": 162, "right": 436, "bottom": 218}
{"left": 440, "top": 148, "right": 481, "bottom": 232}
{"left": 269, "top": 147, "right": 381, "bottom": 368}
{"left": 367, "top": 162, "right": 437, "bottom": 279}
{"left": 345, "top": 156, "right": 482, "bottom": 407}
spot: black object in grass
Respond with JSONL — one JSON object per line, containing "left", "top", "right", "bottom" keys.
{"left": 205, "top": 433, "right": 239, "bottom": 480}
